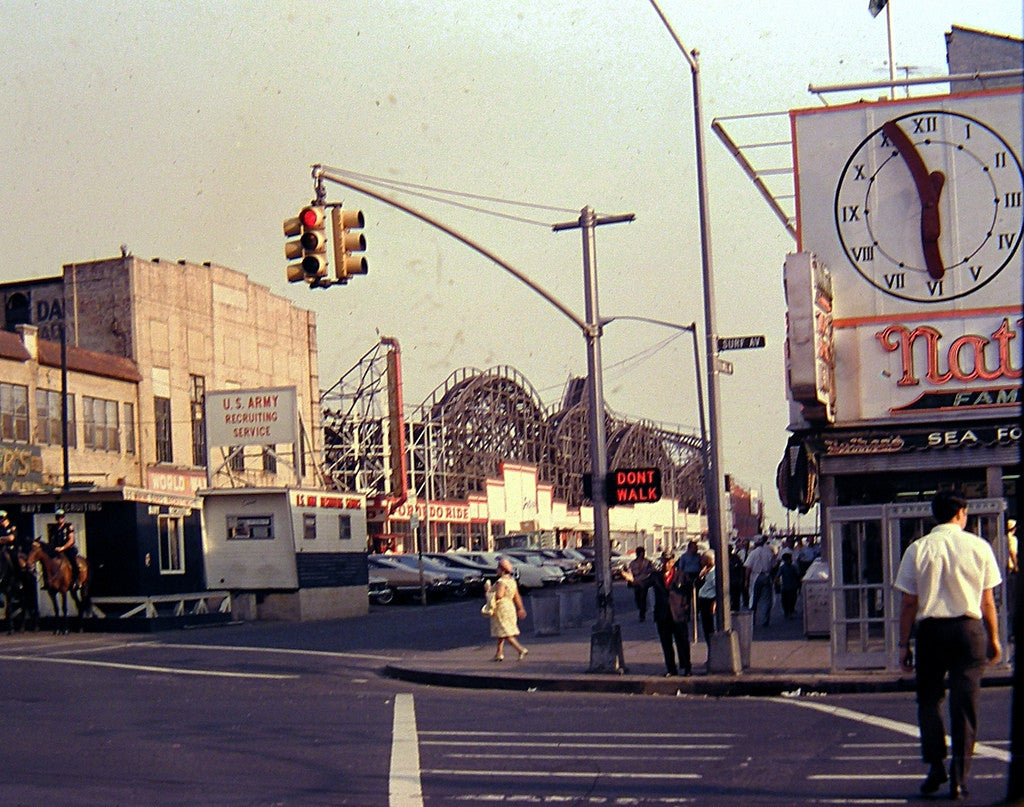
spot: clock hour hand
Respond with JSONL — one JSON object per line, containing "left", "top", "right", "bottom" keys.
{"left": 882, "top": 120, "right": 947, "bottom": 280}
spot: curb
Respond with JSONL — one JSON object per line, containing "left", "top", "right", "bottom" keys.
{"left": 383, "top": 663, "right": 1014, "bottom": 697}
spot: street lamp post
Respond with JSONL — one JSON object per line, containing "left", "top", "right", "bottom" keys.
{"left": 648, "top": 1, "right": 741, "bottom": 673}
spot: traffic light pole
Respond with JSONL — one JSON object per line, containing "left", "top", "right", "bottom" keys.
{"left": 311, "top": 167, "right": 632, "bottom": 672}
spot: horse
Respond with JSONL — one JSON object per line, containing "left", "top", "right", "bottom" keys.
{"left": 0, "top": 547, "right": 37, "bottom": 633}
{"left": 25, "top": 541, "right": 91, "bottom": 634}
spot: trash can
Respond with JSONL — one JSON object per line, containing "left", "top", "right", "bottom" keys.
{"left": 731, "top": 610, "right": 753, "bottom": 669}
{"left": 531, "top": 590, "right": 561, "bottom": 636}
{"left": 558, "top": 588, "right": 584, "bottom": 629}
{"left": 801, "top": 559, "right": 831, "bottom": 638}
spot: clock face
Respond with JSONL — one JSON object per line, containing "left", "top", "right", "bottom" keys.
{"left": 834, "top": 109, "right": 1024, "bottom": 303}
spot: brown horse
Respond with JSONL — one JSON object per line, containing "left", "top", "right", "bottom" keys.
{"left": 25, "top": 541, "right": 91, "bottom": 634}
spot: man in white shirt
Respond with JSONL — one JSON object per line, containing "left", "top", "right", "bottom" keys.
{"left": 744, "top": 536, "right": 776, "bottom": 627}
{"left": 894, "top": 491, "right": 1002, "bottom": 801}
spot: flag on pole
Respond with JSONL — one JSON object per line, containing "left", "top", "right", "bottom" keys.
{"left": 869, "top": 0, "right": 887, "bottom": 17}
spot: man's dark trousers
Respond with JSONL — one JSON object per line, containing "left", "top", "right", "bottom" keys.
{"left": 915, "top": 616, "right": 987, "bottom": 788}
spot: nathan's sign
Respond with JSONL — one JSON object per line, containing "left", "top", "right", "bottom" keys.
{"left": 834, "top": 312, "right": 1022, "bottom": 421}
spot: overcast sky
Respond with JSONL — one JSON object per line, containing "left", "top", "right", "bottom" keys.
{"left": 1, "top": 1, "right": 1020, "bottom": 527}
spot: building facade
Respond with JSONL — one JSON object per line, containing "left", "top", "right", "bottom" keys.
{"left": 0, "top": 256, "right": 368, "bottom": 621}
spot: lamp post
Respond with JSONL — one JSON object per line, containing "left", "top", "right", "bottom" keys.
{"left": 648, "top": 1, "right": 741, "bottom": 673}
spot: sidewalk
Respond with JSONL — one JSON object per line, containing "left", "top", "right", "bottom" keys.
{"left": 385, "top": 586, "right": 1013, "bottom": 696}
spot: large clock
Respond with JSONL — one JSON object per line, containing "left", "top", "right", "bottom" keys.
{"left": 833, "top": 109, "right": 1024, "bottom": 303}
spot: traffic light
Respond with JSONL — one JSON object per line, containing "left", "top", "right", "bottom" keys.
{"left": 332, "top": 208, "right": 367, "bottom": 282}
{"left": 284, "top": 205, "right": 328, "bottom": 285}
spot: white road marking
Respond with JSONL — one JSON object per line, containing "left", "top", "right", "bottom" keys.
{"left": 140, "top": 641, "right": 400, "bottom": 662}
{"left": 0, "top": 652, "right": 296, "bottom": 679}
{"left": 773, "top": 697, "right": 1009, "bottom": 762}
{"left": 421, "top": 769, "right": 701, "bottom": 780}
{"left": 390, "top": 693, "right": 424, "bottom": 807}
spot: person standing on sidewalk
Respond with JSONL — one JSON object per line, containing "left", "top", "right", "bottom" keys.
{"left": 696, "top": 550, "right": 716, "bottom": 650}
{"left": 650, "top": 550, "right": 692, "bottom": 676}
{"left": 744, "top": 536, "right": 776, "bottom": 627}
{"left": 625, "top": 547, "right": 657, "bottom": 622}
{"left": 894, "top": 490, "right": 1002, "bottom": 800}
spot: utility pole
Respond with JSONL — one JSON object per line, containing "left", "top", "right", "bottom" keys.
{"left": 554, "top": 207, "right": 634, "bottom": 673}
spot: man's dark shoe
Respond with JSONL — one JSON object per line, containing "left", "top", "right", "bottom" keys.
{"left": 920, "top": 765, "right": 948, "bottom": 797}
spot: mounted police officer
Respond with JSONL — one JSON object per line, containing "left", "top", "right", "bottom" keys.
{"left": 52, "top": 509, "right": 79, "bottom": 587}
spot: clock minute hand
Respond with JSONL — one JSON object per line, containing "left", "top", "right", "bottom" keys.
{"left": 881, "top": 120, "right": 947, "bottom": 280}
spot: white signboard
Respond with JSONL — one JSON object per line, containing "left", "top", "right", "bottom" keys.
{"left": 791, "top": 89, "right": 1023, "bottom": 424}
{"left": 205, "top": 386, "right": 298, "bottom": 447}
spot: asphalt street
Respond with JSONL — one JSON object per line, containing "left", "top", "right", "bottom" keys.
{"left": 0, "top": 582, "right": 1015, "bottom": 806}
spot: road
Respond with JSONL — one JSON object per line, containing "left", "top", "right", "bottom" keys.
{"left": 0, "top": 589, "right": 1012, "bottom": 806}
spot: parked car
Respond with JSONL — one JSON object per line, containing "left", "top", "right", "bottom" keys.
{"left": 503, "top": 549, "right": 572, "bottom": 584}
{"left": 539, "top": 548, "right": 592, "bottom": 581}
{"left": 368, "top": 574, "right": 393, "bottom": 605}
{"left": 461, "top": 551, "right": 562, "bottom": 591}
{"left": 367, "top": 555, "right": 452, "bottom": 603}
{"left": 577, "top": 546, "right": 629, "bottom": 579}
{"left": 427, "top": 553, "right": 497, "bottom": 588}
{"left": 383, "top": 553, "right": 484, "bottom": 597}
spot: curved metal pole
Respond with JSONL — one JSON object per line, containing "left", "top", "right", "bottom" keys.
{"left": 315, "top": 166, "right": 588, "bottom": 334}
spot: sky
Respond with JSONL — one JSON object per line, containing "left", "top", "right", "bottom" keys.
{"left": 1, "top": 0, "right": 1020, "bottom": 529}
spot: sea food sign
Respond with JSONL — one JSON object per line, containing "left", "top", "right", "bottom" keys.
{"left": 204, "top": 387, "right": 298, "bottom": 448}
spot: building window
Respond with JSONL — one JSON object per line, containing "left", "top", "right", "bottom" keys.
{"left": 262, "top": 445, "right": 277, "bottom": 473}
{"left": 35, "top": 389, "right": 76, "bottom": 447}
{"left": 0, "top": 383, "right": 29, "bottom": 443}
{"left": 157, "top": 514, "right": 184, "bottom": 573}
{"left": 123, "top": 402, "right": 136, "bottom": 454}
{"left": 83, "top": 396, "right": 119, "bottom": 452}
{"left": 154, "top": 396, "right": 172, "bottom": 463}
{"left": 339, "top": 514, "right": 352, "bottom": 541}
{"left": 228, "top": 446, "right": 245, "bottom": 472}
{"left": 190, "top": 375, "right": 206, "bottom": 467}
{"left": 226, "top": 515, "right": 274, "bottom": 540}
{"left": 302, "top": 513, "right": 317, "bottom": 541}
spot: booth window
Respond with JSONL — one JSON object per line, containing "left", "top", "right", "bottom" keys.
{"left": 338, "top": 514, "right": 352, "bottom": 541}
{"left": 157, "top": 514, "right": 184, "bottom": 573}
{"left": 303, "top": 513, "right": 317, "bottom": 540}
{"left": 226, "top": 515, "right": 273, "bottom": 540}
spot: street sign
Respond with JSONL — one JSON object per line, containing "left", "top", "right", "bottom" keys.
{"left": 718, "top": 334, "right": 766, "bottom": 351}
{"left": 716, "top": 358, "right": 734, "bottom": 375}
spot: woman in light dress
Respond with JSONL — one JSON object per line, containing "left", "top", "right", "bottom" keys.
{"left": 488, "top": 558, "right": 528, "bottom": 661}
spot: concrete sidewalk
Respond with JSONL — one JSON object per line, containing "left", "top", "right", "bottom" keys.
{"left": 385, "top": 586, "right": 1013, "bottom": 696}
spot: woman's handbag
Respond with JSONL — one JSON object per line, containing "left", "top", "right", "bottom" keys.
{"left": 481, "top": 596, "right": 494, "bottom": 617}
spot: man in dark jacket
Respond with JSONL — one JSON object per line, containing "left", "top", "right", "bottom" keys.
{"left": 650, "top": 550, "right": 692, "bottom": 676}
